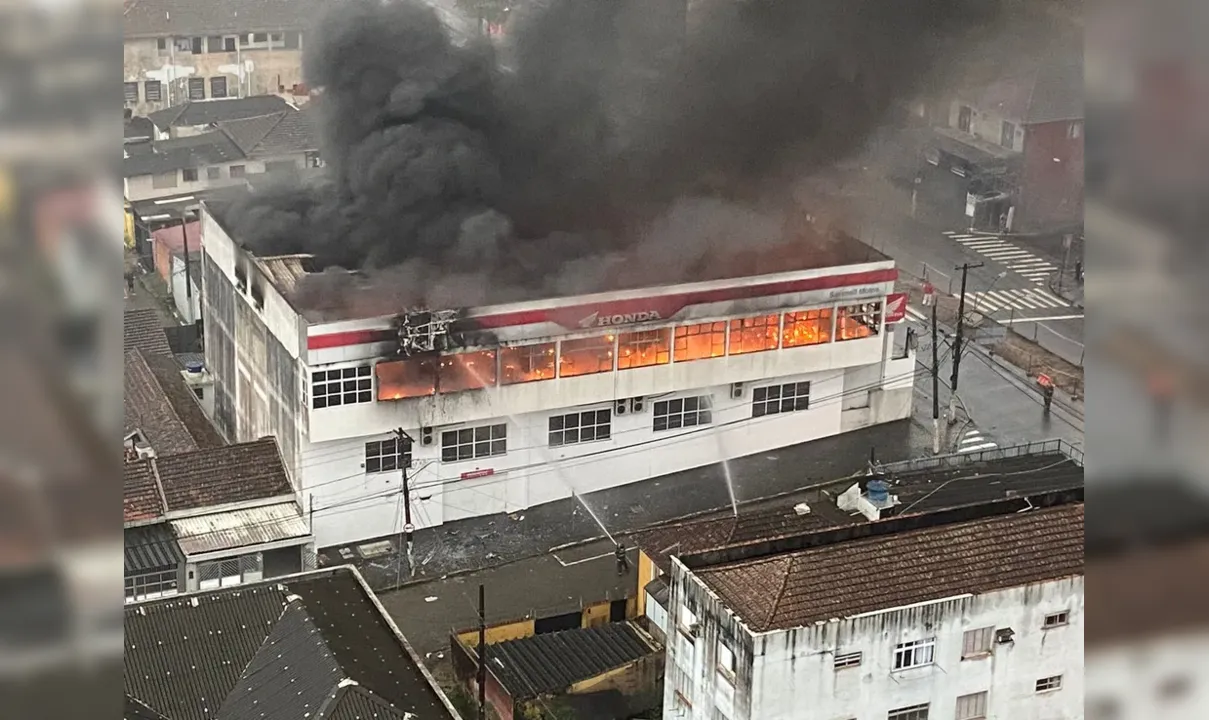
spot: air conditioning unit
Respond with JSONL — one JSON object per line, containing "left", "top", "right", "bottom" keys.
{"left": 730, "top": 382, "right": 744, "bottom": 399}
{"left": 135, "top": 442, "right": 156, "bottom": 459}
{"left": 615, "top": 399, "right": 628, "bottom": 415}
{"left": 995, "top": 628, "right": 1015, "bottom": 645}
{"left": 420, "top": 426, "right": 434, "bottom": 446}
{"left": 630, "top": 396, "right": 645, "bottom": 413}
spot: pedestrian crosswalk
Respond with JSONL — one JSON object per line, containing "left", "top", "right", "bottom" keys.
{"left": 942, "top": 231, "right": 1058, "bottom": 284}
{"left": 963, "top": 287, "right": 1072, "bottom": 315}
{"left": 956, "top": 427, "right": 998, "bottom": 454}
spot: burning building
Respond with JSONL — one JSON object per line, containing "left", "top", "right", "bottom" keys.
{"left": 199, "top": 203, "right": 916, "bottom": 548}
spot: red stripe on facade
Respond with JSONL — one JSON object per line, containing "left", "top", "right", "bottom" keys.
{"left": 306, "top": 268, "right": 898, "bottom": 350}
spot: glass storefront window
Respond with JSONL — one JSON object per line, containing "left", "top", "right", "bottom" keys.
{"left": 617, "top": 329, "right": 671, "bottom": 370}
{"left": 376, "top": 357, "right": 436, "bottom": 400}
{"left": 837, "top": 302, "right": 882, "bottom": 341}
{"left": 500, "top": 343, "right": 557, "bottom": 384}
{"left": 728, "top": 314, "right": 780, "bottom": 355}
{"left": 673, "top": 322, "right": 727, "bottom": 362}
{"left": 559, "top": 335, "right": 615, "bottom": 377}
{"left": 782, "top": 308, "right": 833, "bottom": 347}
{"left": 438, "top": 350, "right": 497, "bottom": 392}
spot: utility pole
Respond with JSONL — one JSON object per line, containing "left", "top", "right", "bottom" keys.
{"left": 179, "top": 213, "right": 194, "bottom": 322}
{"left": 1058, "top": 233, "right": 1073, "bottom": 292}
{"left": 931, "top": 300, "right": 941, "bottom": 454}
{"left": 477, "top": 584, "right": 487, "bottom": 720}
{"left": 394, "top": 428, "right": 415, "bottom": 582}
{"left": 949, "top": 262, "right": 983, "bottom": 425}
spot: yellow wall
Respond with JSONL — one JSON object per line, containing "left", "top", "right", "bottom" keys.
{"left": 124, "top": 205, "right": 136, "bottom": 249}
{"left": 569, "top": 663, "right": 633, "bottom": 694}
{"left": 636, "top": 552, "right": 655, "bottom": 615}
{"left": 457, "top": 618, "right": 536, "bottom": 648}
{"left": 582, "top": 601, "right": 611, "bottom": 627}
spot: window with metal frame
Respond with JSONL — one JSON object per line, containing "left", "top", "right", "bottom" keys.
{"left": 962, "top": 626, "right": 994, "bottom": 657}
{"left": 311, "top": 365, "right": 372, "bottom": 408}
{"left": 653, "top": 396, "right": 712, "bottom": 431}
{"left": 955, "top": 691, "right": 988, "bottom": 720}
{"left": 892, "top": 638, "right": 935, "bottom": 670}
{"left": 888, "top": 703, "right": 929, "bottom": 720}
{"left": 187, "top": 76, "right": 205, "bottom": 100}
{"left": 144, "top": 80, "right": 162, "bottom": 102}
{"left": 751, "top": 382, "right": 810, "bottom": 418}
{"left": 716, "top": 641, "right": 736, "bottom": 680}
{"left": 1043, "top": 610, "right": 1069, "bottom": 628}
{"left": 617, "top": 329, "right": 671, "bottom": 369}
{"left": 833, "top": 651, "right": 862, "bottom": 669}
{"left": 210, "top": 76, "right": 228, "bottom": 98}
{"left": 673, "top": 321, "right": 726, "bottom": 362}
{"left": 124, "top": 82, "right": 140, "bottom": 103}
{"left": 1036, "top": 675, "right": 1062, "bottom": 692}
{"left": 365, "top": 436, "right": 412, "bottom": 474}
{"left": 837, "top": 302, "right": 882, "bottom": 340}
{"left": 548, "top": 409, "right": 611, "bottom": 447}
{"left": 124, "top": 570, "right": 179, "bottom": 603}
{"left": 782, "top": 308, "right": 832, "bottom": 347}
{"left": 441, "top": 423, "right": 507, "bottom": 462}
{"left": 727, "top": 314, "right": 779, "bottom": 354}
{"left": 197, "top": 553, "right": 262, "bottom": 590}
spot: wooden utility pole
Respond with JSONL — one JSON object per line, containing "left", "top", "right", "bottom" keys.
{"left": 949, "top": 262, "right": 983, "bottom": 425}
{"left": 394, "top": 428, "right": 415, "bottom": 584}
{"left": 477, "top": 584, "right": 487, "bottom": 720}
{"left": 179, "top": 214, "right": 193, "bottom": 318}
{"left": 931, "top": 300, "right": 941, "bottom": 454}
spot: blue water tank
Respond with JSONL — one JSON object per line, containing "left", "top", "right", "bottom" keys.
{"left": 867, "top": 478, "right": 889, "bottom": 505}
{"left": 185, "top": 361, "right": 205, "bottom": 373}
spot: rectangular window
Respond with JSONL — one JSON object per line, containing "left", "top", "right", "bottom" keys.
{"left": 1068, "top": 122, "right": 1082, "bottom": 139}
{"left": 365, "top": 436, "right": 412, "bottom": 474}
{"left": 617, "top": 328, "right": 671, "bottom": 370}
{"left": 500, "top": 343, "right": 556, "bottom": 384}
{"left": 836, "top": 302, "right": 881, "bottom": 340}
{"left": 833, "top": 651, "right": 862, "bottom": 669}
{"left": 548, "top": 409, "right": 611, "bottom": 447}
{"left": 437, "top": 350, "right": 497, "bottom": 392}
{"left": 441, "top": 423, "right": 507, "bottom": 462}
{"left": 717, "top": 641, "right": 735, "bottom": 678}
{"left": 187, "top": 76, "right": 205, "bottom": 99}
{"left": 752, "top": 382, "right": 810, "bottom": 418}
{"left": 253, "top": 32, "right": 269, "bottom": 43}
{"left": 782, "top": 308, "right": 832, "bottom": 347}
{"left": 678, "top": 604, "right": 697, "bottom": 635}
{"left": 157, "top": 37, "right": 168, "bottom": 53}
{"left": 957, "top": 105, "right": 972, "bottom": 132}
{"left": 673, "top": 321, "right": 726, "bottom": 362}
{"left": 124, "top": 81, "right": 139, "bottom": 103}
{"left": 1036, "top": 675, "right": 1062, "bottom": 692}
{"left": 151, "top": 172, "right": 179, "bottom": 189}
{"left": 206, "top": 36, "right": 223, "bottom": 52}
{"left": 888, "top": 703, "right": 929, "bottom": 720}
{"left": 559, "top": 335, "right": 614, "bottom": 377}
{"left": 653, "top": 395, "right": 712, "bottom": 431}
{"left": 206, "top": 166, "right": 222, "bottom": 180}
{"left": 962, "top": 626, "right": 993, "bottom": 657}
{"left": 955, "top": 691, "right": 988, "bottom": 720}
{"left": 210, "top": 76, "right": 228, "bottom": 99}
{"left": 892, "top": 638, "right": 935, "bottom": 671}
{"left": 197, "top": 553, "right": 261, "bottom": 590}
{"left": 1043, "top": 611, "right": 1069, "bottom": 628}
{"left": 1000, "top": 120, "right": 1016, "bottom": 148}
{"left": 728, "top": 314, "right": 779, "bottom": 355}
{"left": 144, "top": 80, "right": 162, "bottom": 102}
{"left": 375, "top": 357, "right": 436, "bottom": 400}
{"left": 229, "top": 165, "right": 246, "bottom": 178}
{"left": 123, "top": 570, "right": 179, "bottom": 603}
{"left": 224, "top": 36, "right": 238, "bottom": 52}
{"left": 190, "top": 36, "right": 203, "bottom": 54}
{"left": 311, "top": 365, "right": 373, "bottom": 408}
{"left": 182, "top": 168, "right": 198, "bottom": 182}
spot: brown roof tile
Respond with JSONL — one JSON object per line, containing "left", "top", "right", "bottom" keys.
{"left": 124, "top": 460, "right": 166, "bottom": 524}
{"left": 124, "top": 349, "right": 225, "bottom": 456}
{"left": 696, "top": 502, "right": 1084, "bottom": 631}
{"left": 123, "top": 308, "right": 173, "bottom": 357}
{"left": 153, "top": 437, "right": 293, "bottom": 513}
{"left": 1087, "top": 537, "right": 1209, "bottom": 646}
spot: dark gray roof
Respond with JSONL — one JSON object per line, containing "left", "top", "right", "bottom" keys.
{"left": 124, "top": 523, "right": 184, "bottom": 575}
{"left": 126, "top": 695, "right": 171, "bottom": 720}
{"left": 122, "top": 131, "right": 245, "bottom": 178}
{"left": 1024, "top": 44, "right": 1084, "bottom": 124}
{"left": 481, "top": 622, "right": 658, "bottom": 698}
{"left": 125, "top": 116, "right": 156, "bottom": 141}
{"left": 124, "top": 567, "right": 454, "bottom": 720}
{"left": 124, "top": 308, "right": 173, "bottom": 357}
{"left": 148, "top": 96, "right": 293, "bottom": 132}
{"left": 218, "top": 108, "right": 319, "bottom": 158}
{"left": 123, "top": 0, "right": 326, "bottom": 37}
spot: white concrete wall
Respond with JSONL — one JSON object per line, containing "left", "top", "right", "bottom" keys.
{"left": 170, "top": 254, "right": 200, "bottom": 322}
{"left": 949, "top": 99, "right": 1026, "bottom": 153}
{"left": 126, "top": 155, "right": 306, "bottom": 203}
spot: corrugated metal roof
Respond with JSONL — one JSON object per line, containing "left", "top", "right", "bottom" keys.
{"left": 125, "top": 523, "right": 185, "bottom": 575}
{"left": 255, "top": 255, "right": 313, "bottom": 295}
{"left": 170, "top": 502, "right": 309, "bottom": 556}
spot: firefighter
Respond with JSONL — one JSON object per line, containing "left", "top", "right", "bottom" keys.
{"left": 1042, "top": 383, "right": 1054, "bottom": 413}
{"left": 615, "top": 542, "right": 629, "bottom": 576}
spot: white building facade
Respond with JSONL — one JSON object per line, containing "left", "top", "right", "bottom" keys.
{"left": 199, "top": 208, "right": 917, "bottom": 548}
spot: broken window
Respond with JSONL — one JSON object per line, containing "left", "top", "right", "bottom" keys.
{"left": 782, "top": 308, "right": 832, "bottom": 347}
{"left": 558, "top": 335, "right": 614, "bottom": 377}
{"left": 727, "top": 314, "right": 779, "bottom": 355}
{"left": 499, "top": 343, "right": 556, "bottom": 384}
{"left": 673, "top": 321, "right": 725, "bottom": 362}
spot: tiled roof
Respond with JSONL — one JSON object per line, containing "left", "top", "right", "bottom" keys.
{"left": 695, "top": 501, "right": 1084, "bottom": 632}
{"left": 124, "top": 567, "right": 454, "bottom": 720}
{"left": 151, "top": 437, "right": 292, "bottom": 514}
{"left": 217, "top": 107, "right": 318, "bottom": 158}
{"left": 122, "top": 131, "right": 245, "bottom": 178}
{"left": 480, "top": 621, "right": 659, "bottom": 698}
{"left": 124, "top": 0, "right": 324, "bottom": 37}
{"left": 124, "top": 308, "right": 173, "bottom": 357}
{"left": 124, "top": 349, "right": 225, "bottom": 457}
{"left": 124, "top": 460, "right": 166, "bottom": 525}
{"left": 148, "top": 96, "right": 293, "bottom": 132}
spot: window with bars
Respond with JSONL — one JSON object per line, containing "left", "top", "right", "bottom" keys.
{"left": 124, "top": 81, "right": 139, "bottom": 103}
{"left": 124, "top": 570, "right": 179, "bottom": 603}
{"left": 888, "top": 703, "right": 929, "bottom": 720}
{"left": 962, "top": 626, "right": 994, "bottom": 657}
{"left": 955, "top": 691, "right": 988, "bottom": 720}
{"left": 365, "top": 436, "right": 412, "bottom": 473}
{"left": 673, "top": 321, "right": 726, "bottom": 362}
{"left": 892, "top": 638, "right": 935, "bottom": 670}
{"left": 144, "top": 80, "right": 162, "bottom": 102}
{"left": 837, "top": 302, "right": 882, "bottom": 340}
{"left": 187, "top": 76, "right": 206, "bottom": 100}
{"left": 752, "top": 382, "right": 810, "bottom": 417}
{"left": 210, "top": 76, "right": 228, "bottom": 98}
{"left": 311, "top": 365, "right": 373, "bottom": 408}
{"left": 833, "top": 651, "right": 862, "bottom": 669}
{"left": 1036, "top": 675, "right": 1062, "bottom": 692}
{"left": 441, "top": 423, "right": 507, "bottom": 462}
{"left": 653, "top": 396, "right": 712, "bottom": 431}
{"left": 549, "top": 409, "right": 611, "bottom": 447}
{"left": 197, "top": 553, "right": 262, "bottom": 590}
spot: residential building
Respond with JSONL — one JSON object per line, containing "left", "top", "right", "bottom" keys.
{"left": 147, "top": 94, "right": 293, "bottom": 138}
{"left": 123, "top": 437, "right": 315, "bottom": 602}
{"left": 661, "top": 489, "right": 1084, "bottom": 720}
{"left": 123, "top": 565, "right": 461, "bottom": 720}
{"left": 122, "top": 0, "right": 325, "bottom": 115}
{"left": 197, "top": 202, "right": 917, "bottom": 549}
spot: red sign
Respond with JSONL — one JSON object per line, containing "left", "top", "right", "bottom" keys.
{"left": 460, "top": 468, "right": 495, "bottom": 480}
{"left": 884, "top": 293, "right": 908, "bottom": 323}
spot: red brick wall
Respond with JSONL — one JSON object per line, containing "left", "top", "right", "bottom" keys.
{"left": 1018, "top": 119, "right": 1084, "bottom": 231}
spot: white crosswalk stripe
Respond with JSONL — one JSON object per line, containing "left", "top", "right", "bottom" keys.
{"left": 958, "top": 429, "right": 998, "bottom": 453}
{"left": 905, "top": 305, "right": 928, "bottom": 322}
{"left": 964, "top": 288, "right": 1071, "bottom": 314}
{"left": 948, "top": 233, "right": 1059, "bottom": 284}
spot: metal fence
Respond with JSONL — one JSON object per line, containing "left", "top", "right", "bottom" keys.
{"left": 876, "top": 439, "right": 1084, "bottom": 474}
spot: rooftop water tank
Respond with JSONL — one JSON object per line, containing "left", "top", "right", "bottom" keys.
{"left": 867, "top": 478, "right": 890, "bottom": 507}
{"left": 185, "top": 361, "right": 204, "bottom": 374}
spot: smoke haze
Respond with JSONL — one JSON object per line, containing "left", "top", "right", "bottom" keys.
{"left": 224, "top": 0, "right": 1003, "bottom": 308}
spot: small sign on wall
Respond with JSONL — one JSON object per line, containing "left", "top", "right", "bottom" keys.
{"left": 460, "top": 468, "right": 495, "bottom": 481}
{"left": 884, "top": 293, "right": 908, "bottom": 323}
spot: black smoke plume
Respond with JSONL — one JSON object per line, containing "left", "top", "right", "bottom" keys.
{"left": 224, "top": 0, "right": 1002, "bottom": 309}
